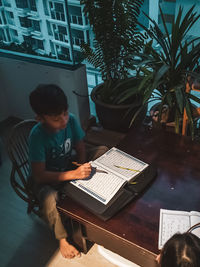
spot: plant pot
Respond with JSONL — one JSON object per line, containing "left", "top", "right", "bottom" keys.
{"left": 150, "top": 102, "right": 200, "bottom": 135}
{"left": 149, "top": 103, "right": 176, "bottom": 130}
{"left": 91, "top": 84, "right": 147, "bottom": 133}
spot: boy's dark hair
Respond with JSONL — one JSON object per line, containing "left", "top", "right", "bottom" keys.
{"left": 29, "top": 84, "right": 68, "bottom": 115}
{"left": 160, "top": 233, "right": 200, "bottom": 267}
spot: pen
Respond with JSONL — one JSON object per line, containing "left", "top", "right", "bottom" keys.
{"left": 114, "top": 165, "right": 139, "bottom": 184}
{"left": 72, "top": 162, "right": 108, "bottom": 174}
{"left": 114, "top": 165, "right": 140, "bottom": 172}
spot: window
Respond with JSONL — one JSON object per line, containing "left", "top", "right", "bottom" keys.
{"left": 68, "top": 5, "right": 83, "bottom": 25}
{"left": 11, "top": 29, "right": 18, "bottom": 36}
{"left": 31, "top": 39, "right": 44, "bottom": 50}
{"left": 30, "top": 0, "right": 37, "bottom": 11}
{"left": 16, "top": 0, "right": 28, "bottom": 9}
{"left": 58, "top": 25, "right": 67, "bottom": 35}
{"left": 6, "top": 11, "right": 14, "bottom": 25}
{"left": 51, "top": 11, "right": 55, "bottom": 20}
{"left": 38, "top": 39, "right": 44, "bottom": 50}
{"left": 68, "top": 5, "right": 81, "bottom": 16}
{"left": 49, "top": 2, "right": 65, "bottom": 21}
{"left": 9, "top": 12, "right": 14, "bottom": 19}
{"left": 23, "top": 35, "right": 31, "bottom": 45}
{"left": 32, "top": 20, "right": 40, "bottom": 32}
{"left": 70, "top": 15, "right": 83, "bottom": 25}
{"left": 53, "top": 24, "right": 67, "bottom": 42}
{"left": 0, "top": 28, "right": 6, "bottom": 41}
{"left": 55, "top": 3, "right": 64, "bottom": 12}
{"left": 19, "top": 17, "right": 31, "bottom": 28}
{"left": 50, "top": 41, "right": 55, "bottom": 55}
{"left": 3, "top": 1, "right": 11, "bottom": 7}
{"left": 78, "top": 16, "right": 83, "bottom": 25}
{"left": 71, "top": 29, "right": 84, "bottom": 46}
{"left": 56, "top": 45, "right": 70, "bottom": 60}
{"left": 60, "top": 47, "right": 69, "bottom": 59}
{"left": 10, "top": 29, "right": 18, "bottom": 42}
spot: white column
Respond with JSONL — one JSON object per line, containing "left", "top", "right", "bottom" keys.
{"left": 149, "top": 0, "right": 159, "bottom": 25}
{"left": 37, "top": 0, "right": 51, "bottom": 53}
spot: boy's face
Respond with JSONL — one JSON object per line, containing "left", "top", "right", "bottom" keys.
{"left": 38, "top": 110, "right": 69, "bottom": 132}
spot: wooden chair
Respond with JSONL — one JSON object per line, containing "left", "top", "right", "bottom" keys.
{"left": 6, "top": 119, "right": 40, "bottom": 216}
{"left": 182, "top": 77, "right": 200, "bottom": 136}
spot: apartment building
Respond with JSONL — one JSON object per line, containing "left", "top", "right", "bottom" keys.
{"left": 153, "top": 0, "right": 200, "bottom": 35}
{"left": 0, "top": 0, "right": 91, "bottom": 63}
{"left": 1, "top": 0, "right": 199, "bottom": 59}
{"left": 0, "top": 0, "right": 199, "bottom": 96}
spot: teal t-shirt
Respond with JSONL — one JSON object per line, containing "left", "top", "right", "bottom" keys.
{"left": 28, "top": 113, "right": 85, "bottom": 172}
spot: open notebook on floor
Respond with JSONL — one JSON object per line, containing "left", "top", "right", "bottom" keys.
{"left": 64, "top": 147, "right": 157, "bottom": 220}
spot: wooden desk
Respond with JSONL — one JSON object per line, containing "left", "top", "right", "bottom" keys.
{"left": 57, "top": 127, "right": 200, "bottom": 267}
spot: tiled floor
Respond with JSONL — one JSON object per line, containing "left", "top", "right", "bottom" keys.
{"left": 46, "top": 244, "right": 140, "bottom": 267}
{"left": 46, "top": 244, "right": 118, "bottom": 267}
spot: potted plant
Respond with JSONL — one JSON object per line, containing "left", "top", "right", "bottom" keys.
{"left": 137, "top": 5, "right": 200, "bottom": 136}
{"left": 80, "top": 0, "right": 147, "bottom": 132}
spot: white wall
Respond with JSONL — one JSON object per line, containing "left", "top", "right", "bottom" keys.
{"left": 149, "top": 0, "right": 159, "bottom": 24}
{"left": 0, "top": 52, "right": 90, "bottom": 127}
{"left": 0, "top": 73, "right": 10, "bottom": 120}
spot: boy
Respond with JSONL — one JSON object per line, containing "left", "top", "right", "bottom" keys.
{"left": 29, "top": 84, "right": 92, "bottom": 259}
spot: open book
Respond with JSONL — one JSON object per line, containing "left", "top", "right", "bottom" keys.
{"left": 70, "top": 147, "right": 149, "bottom": 205}
{"left": 158, "top": 209, "right": 200, "bottom": 249}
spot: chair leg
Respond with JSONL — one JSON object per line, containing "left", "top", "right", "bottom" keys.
{"left": 69, "top": 219, "right": 93, "bottom": 253}
{"left": 27, "top": 199, "right": 40, "bottom": 216}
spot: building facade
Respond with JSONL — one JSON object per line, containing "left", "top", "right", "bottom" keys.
{"left": 0, "top": 0, "right": 199, "bottom": 95}
{"left": 0, "top": 0, "right": 92, "bottom": 63}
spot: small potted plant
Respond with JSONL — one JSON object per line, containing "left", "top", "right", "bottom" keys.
{"left": 80, "top": 0, "right": 147, "bottom": 132}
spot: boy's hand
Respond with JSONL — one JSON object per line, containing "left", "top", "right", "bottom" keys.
{"left": 73, "top": 163, "right": 92, "bottom": 179}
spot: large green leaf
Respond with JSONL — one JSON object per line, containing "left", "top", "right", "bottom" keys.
{"left": 81, "top": 0, "right": 145, "bottom": 83}
{"left": 175, "top": 86, "right": 184, "bottom": 113}
{"left": 138, "top": 5, "right": 200, "bottom": 135}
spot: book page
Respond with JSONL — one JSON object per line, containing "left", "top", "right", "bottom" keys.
{"left": 94, "top": 147, "right": 149, "bottom": 182}
{"left": 158, "top": 209, "right": 190, "bottom": 249}
{"left": 70, "top": 162, "right": 126, "bottom": 205}
{"left": 189, "top": 211, "right": 200, "bottom": 238}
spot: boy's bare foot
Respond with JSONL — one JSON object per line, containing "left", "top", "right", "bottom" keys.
{"left": 59, "top": 238, "right": 81, "bottom": 259}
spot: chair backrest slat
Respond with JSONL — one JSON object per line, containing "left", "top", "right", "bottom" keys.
{"left": 10, "top": 122, "right": 36, "bottom": 178}
{"left": 7, "top": 120, "right": 37, "bottom": 167}
{"left": 6, "top": 119, "right": 40, "bottom": 215}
